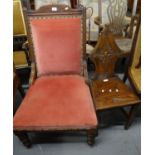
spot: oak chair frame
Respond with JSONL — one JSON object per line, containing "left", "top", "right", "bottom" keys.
{"left": 89, "top": 19, "right": 140, "bottom": 129}
{"left": 14, "top": 4, "right": 98, "bottom": 148}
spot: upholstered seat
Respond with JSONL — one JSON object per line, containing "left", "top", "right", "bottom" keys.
{"left": 14, "top": 75, "right": 97, "bottom": 130}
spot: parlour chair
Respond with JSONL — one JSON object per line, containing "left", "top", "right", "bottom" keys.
{"left": 13, "top": 5, "right": 98, "bottom": 148}
{"left": 89, "top": 18, "right": 141, "bottom": 129}
{"left": 13, "top": 0, "right": 31, "bottom": 69}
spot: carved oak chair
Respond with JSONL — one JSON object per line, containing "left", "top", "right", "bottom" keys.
{"left": 13, "top": 5, "right": 98, "bottom": 148}
{"left": 89, "top": 18, "right": 141, "bottom": 129}
{"left": 13, "top": 0, "right": 31, "bottom": 68}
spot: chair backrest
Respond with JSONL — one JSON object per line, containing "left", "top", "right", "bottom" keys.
{"left": 13, "top": 0, "right": 27, "bottom": 36}
{"left": 91, "top": 31, "right": 121, "bottom": 78}
{"left": 26, "top": 5, "right": 86, "bottom": 77}
{"left": 107, "top": 0, "right": 127, "bottom": 35}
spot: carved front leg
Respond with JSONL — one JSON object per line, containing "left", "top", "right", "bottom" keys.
{"left": 14, "top": 131, "right": 32, "bottom": 148}
{"left": 87, "top": 129, "right": 97, "bottom": 146}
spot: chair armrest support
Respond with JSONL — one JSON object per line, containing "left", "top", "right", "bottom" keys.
{"left": 83, "top": 60, "right": 90, "bottom": 85}
{"left": 29, "top": 62, "right": 37, "bottom": 86}
{"left": 22, "top": 41, "right": 31, "bottom": 66}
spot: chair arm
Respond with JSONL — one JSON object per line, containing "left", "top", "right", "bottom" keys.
{"left": 29, "top": 62, "right": 37, "bottom": 86}
{"left": 83, "top": 60, "right": 90, "bottom": 85}
{"left": 22, "top": 40, "right": 29, "bottom": 50}
{"left": 22, "top": 41, "right": 31, "bottom": 66}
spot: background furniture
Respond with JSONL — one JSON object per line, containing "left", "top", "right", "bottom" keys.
{"left": 13, "top": 0, "right": 31, "bottom": 69}
{"left": 13, "top": 5, "right": 98, "bottom": 148}
{"left": 128, "top": 0, "right": 141, "bottom": 13}
{"left": 34, "top": 0, "right": 71, "bottom": 9}
{"left": 123, "top": 19, "right": 141, "bottom": 95}
{"left": 85, "top": 0, "right": 139, "bottom": 58}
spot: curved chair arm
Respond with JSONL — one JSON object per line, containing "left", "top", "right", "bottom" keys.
{"left": 22, "top": 40, "right": 28, "bottom": 50}
{"left": 29, "top": 62, "right": 37, "bottom": 86}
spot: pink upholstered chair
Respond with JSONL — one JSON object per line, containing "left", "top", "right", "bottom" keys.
{"left": 13, "top": 4, "right": 98, "bottom": 147}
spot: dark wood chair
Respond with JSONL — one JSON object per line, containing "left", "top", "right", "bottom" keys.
{"left": 13, "top": 4, "right": 98, "bottom": 148}
{"left": 89, "top": 18, "right": 141, "bottom": 130}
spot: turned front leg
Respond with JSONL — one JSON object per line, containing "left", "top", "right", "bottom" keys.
{"left": 87, "top": 129, "right": 97, "bottom": 146}
{"left": 14, "top": 131, "right": 32, "bottom": 148}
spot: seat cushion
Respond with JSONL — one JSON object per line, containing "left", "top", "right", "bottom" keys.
{"left": 14, "top": 75, "right": 97, "bottom": 130}
{"left": 30, "top": 18, "right": 82, "bottom": 76}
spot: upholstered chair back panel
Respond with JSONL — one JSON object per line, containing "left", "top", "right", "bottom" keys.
{"left": 13, "top": 0, "right": 27, "bottom": 35}
{"left": 30, "top": 17, "right": 82, "bottom": 76}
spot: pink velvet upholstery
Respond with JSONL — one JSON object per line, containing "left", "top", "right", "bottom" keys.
{"left": 14, "top": 75, "right": 97, "bottom": 130}
{"left": 30, "top": 18, "right": 82, "bottom": 76}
